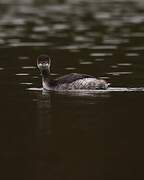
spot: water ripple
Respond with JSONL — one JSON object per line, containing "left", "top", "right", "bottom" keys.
{"left": 80, "top": 61, "right": 93, "bottom": 65}
{"left": 107, "top": 72, "right": 133, "bottom": 76}
{"left": 16, "top": 73, "right": 30, "bottom": 76}
{"left": 9, "top": 42, "right": 50, "bottom": 47}
{"left": 22, "top": 66, "right": 36, "bottom": 69}
{"left": 91, "top": 45, "right": 117, "bottom": 50}
{"left": 125, "top": 53, "right": 139, "bottom": 56}
{"left": 18, "top": 56, "right": 30, "bottom": 60}
{"left": 20, "top": 82, "right": 33, "bottom": 85}
{"left": 117, "top": 63, "right": 132, "bottom": 66}
{"left": 33, "top": 26, "right": 50, "bottom": 32}
{"left": 65, "top": 67, "right": 77, "bottom": 70}
{"left": 90, "top": 53, "right": 113, "bottom": 57}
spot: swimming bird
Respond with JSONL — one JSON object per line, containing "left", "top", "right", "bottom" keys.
{"left": 37, "top": 55, "right": 110, "bottom": 91}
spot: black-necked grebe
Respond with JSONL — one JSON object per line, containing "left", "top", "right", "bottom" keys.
{"left": 37, "top": 55, "right": 110, "bottom": 91}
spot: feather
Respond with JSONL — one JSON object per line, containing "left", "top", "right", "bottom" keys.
{"left": 53, "top": 73, "right": 94, "bottom": 85}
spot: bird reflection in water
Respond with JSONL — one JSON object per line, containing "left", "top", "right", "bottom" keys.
{"left": 35, "top": 89, "right": 110, "bottom": 136}
{"left": 36, "top": 91, "right": 52, "bottom": 137}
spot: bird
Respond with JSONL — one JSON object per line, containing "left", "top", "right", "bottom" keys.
{"left": 37, "top": 55, "right": 110, "bottom": 91}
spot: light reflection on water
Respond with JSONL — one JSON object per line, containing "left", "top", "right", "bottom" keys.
{"left": 28, "top": 87, "right": 144, "bottom": 94}
{"left": 0, "top": 1, "right": 144, "bottom": 180}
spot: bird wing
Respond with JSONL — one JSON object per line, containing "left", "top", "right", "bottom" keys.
{"left": 54, "top": 73, "right": 94, "bottom": 84}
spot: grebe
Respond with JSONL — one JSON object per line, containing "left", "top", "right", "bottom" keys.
{"left": 37, "top": 55, "right": 110, "bottom": 91}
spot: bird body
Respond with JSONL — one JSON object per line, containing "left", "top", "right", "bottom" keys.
{"left": 37, "top": 55, "right": 109, "bottom": 91}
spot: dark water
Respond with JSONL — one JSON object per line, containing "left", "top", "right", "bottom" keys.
{"left": 0, "top": 1, "right": 144, "bottom": 179}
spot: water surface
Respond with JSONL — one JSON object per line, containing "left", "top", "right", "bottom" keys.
{"left": 0, "top": 1, "right": 144, "bottom": 179}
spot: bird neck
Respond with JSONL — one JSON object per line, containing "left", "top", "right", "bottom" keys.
{"left": 42, "top": 74, "right": 56, "bottom": 90}
{"left": 42, "top": 75, "right": 51, "bottom": 90}
{"left": 41, "top": 68, "right": 50, "bottom": 77}
{"left": 42, "top": 73, "right": 50, "bottom": 82}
